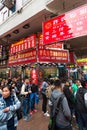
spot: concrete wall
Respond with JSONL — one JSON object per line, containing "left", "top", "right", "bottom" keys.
{"left": 0, "top": 0, "right": 46, "bottom": 36}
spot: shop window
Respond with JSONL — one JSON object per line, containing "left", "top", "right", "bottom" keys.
{"left": 44, "top": 67, "right": 58, "bottom": 78}
{"left": 58, "top": 65, "right": 67, "bottom": 79}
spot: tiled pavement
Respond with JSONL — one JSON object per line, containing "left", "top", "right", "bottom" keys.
{"left": 17, "top": 99, "right": 78, "bottom": 130}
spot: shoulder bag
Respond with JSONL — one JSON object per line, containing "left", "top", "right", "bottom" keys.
{"left": 48, "top": 94, "right": 64, "bottom": 130}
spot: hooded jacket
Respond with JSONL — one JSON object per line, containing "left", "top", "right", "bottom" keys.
{"left": 49, "top": 89, "right": 71, "bottom": 127}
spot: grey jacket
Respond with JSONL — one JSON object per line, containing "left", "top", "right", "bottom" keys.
{"left": 49, "top": 89, "right": 71, "bottom": 127}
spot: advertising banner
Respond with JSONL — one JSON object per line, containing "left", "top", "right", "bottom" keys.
{"left": 43, "top": 4, "right": 87, "bottom": 44}
{"left": 77, "top": 58, "right": 87, "bottom": 66}
{"left": 10, "top": 34, "right": 36, "bottom": 54}
{"left": 38, "top": 49, "right": 69, "bottom": 63}
{"left": 38, "top": 33, "right": 63, "bottom": 49}
{"left": 8, "top": 49, "right": 37, "bottom": 66}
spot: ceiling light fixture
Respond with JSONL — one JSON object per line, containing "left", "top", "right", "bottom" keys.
{"left": 13, "top": 29, "right": 19, "bottom": 34}
{"left": 5, "top": 34, "right": 11, "bottom": 38}
{"left": 23, "top": 24, "right": 30, "bottom": 29}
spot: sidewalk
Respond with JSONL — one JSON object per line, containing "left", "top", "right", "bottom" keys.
{"left": 17, "top": 99, "right": 78, "bottom": 130}
{"left": 17, "top": 99, "right": 49, "bottom": 130}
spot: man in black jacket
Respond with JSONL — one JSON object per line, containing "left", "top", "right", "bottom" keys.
{"left": 63, "top": 81, "right": 75, "bottom": 115}
{"left": 76, "top": 81, "right": 87, "bottom": 130}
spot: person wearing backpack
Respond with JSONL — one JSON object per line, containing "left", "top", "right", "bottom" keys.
{"left": 49, "top": 79, "right": 73, "bottom": 130}
{"left": 76, "top": 81, "right": 87, "bottom": 130}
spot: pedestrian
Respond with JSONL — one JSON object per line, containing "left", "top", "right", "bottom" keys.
{"left": 21, "top": 78, "right": 32, "bottom": 121}
{"left": 49, "top": 79, "right": 73, "bottom": 130}
{"left": 72, "top": 79, "right": 82, "bottom": 126}
{"left": 41, "top": 78, "right": 50, "bottom": 117}
{"left": 45, "top": 79, "right": 55, "bottom": 99}
{"left": 0, "top": 84, "right": 21, "bottom": 130}
{"left": 76, "top": 81, "right": 87, "bottom": 130}
{"left": 30, "top": 79, "right": 39, "bottom": 115}
{"left": 63, "top": 80, "right": 75, "bottom": 115}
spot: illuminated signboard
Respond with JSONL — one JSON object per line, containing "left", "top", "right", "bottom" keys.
{"left": 43, "top": 4, "right": 87, "bottom": 44}
{"left": 38, "top": 49, "right": 69, "bottom": 63}
{"left": 10, "top": 34, "right": 36, "bottom": 54}
{"left": 8, "top": 49, "right": 37, "bottom": 66}
{"left": 38, "top": 33, "right": 63, "bottom": 49}
{"left": 77, "top": 58, "right": 87, "bottom": 66}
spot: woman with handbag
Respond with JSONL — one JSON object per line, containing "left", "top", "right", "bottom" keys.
{"left": 0, "top": 85, "right": 21, "bottom": 130}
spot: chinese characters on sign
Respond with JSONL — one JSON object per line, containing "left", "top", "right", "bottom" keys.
{"left": 38, "top": 49, "right": 69, "bottom": 63}
{"left": 38, "top": 33, "right": 63, "bottom": 50}
{"left": 43, "top": 4, "right": 87, "bottom": 44}
{"left": 10, "top": 34, "right": 36, "bottom": 54}
{"left": 8, "top": 49, "right": 37, "bottom": 66}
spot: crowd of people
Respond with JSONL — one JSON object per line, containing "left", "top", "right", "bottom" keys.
{"left": 0, "top": 76, "right": 87, "bottom": 130}
{"left": 41, "top": 77, "right": 87, "bottom": 130}
{"left": 0, "top": 77, "right": 39, "bottom": 130}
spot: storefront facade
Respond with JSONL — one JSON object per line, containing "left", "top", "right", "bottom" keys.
{"left": 7, "top": 33, "right": 69, "bottom": 84}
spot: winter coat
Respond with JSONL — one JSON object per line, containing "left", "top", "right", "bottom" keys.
{"left": 76, "top": 87, "right": 87, "bottom": 113}
{"left": 0, "top": 93, "right": 21, "bottom": 130}
{"left": 49, "top": 89, "right": 71, "bottom": 127}
{"left": 63, "top": 86, "right": 75, "bottom": 109}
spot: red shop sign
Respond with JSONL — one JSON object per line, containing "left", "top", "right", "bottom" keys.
{"left": 38, "top": 33, "right": 63, "bottom": 50}
{"left": 38, "top": 49, "right": 69, "bottom": 63}
{"left": 69, "top": 52, "right": 76, "bottom": 63}
{"left": 10, "top": 34, "right": 36, "bottom": 54}
{"left": 26, "top": 34, "right": 36, "bottom": 49}
{"left": 43, "top": 4, "right": 87, "bottom": 44}
{"left": 77, "top": 62, "right": 87, "bottom": 66}
{"left": 8, "top": 49, "right": 37, "bottom": 66}
{"left": 45, "top": 43, "right": 63, "bottom": 50}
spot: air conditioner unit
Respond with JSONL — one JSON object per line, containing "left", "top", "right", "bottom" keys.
{"left": 1, "top": 0, "right": 15, "bottom": 9}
